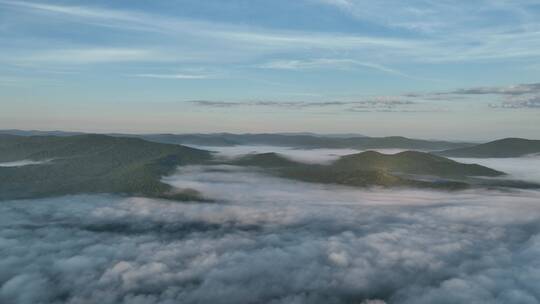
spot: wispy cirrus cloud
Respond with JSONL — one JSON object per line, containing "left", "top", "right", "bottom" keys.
{"left": 0, "top": 0, "right": 426, "bottom": 73}
{"left": 2, "top": 0, "right": 540, "bottom": 65}
{"left": 316, "top": 0, "right": 539, "bottom": 33}
{"left": 316, "top": 0, "right": 456, "bottom": 32}
{"left": 0, "top": 0, "right": 158, "bottom": 32}
{"left": 15, "top": 48, "right": 166, "bottom": 64}
{"left": 314, "top": 0, "right": 540, "bottom": 64}
{"left": 0, "top": 0, "right": 412, "bottom": 49}
{"left": 135, "top": 73, "right": 213, "bottom": 80}
{"left": 258, "top": 58, "right": 408, "bottom": 77}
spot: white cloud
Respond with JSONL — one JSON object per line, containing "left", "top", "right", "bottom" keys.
{"left": 2, "top": 163, "right": 540, "bottom": 303}
{"left": 135, "top": 73, "right": 212, "bottom": 80}
{"left": 258, "top": 58, "right": 415, "bottom": 79}
{"left": 0, "top": 0, "right": 153, "bottom": 31}
{"left": 2, "top": 0, "right": 540, "bottom": 66}
{"left": 451, "top": 155, "right": 540, "bottom": 183}
{"left": 186, "top": 145, "right": 366, "bottom": 164}
{"left": 22, "top": 48, "right": 165, "bottom": 64}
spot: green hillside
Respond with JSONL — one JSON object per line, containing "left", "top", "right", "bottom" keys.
{"left": 0, "top": 134, "right": 211, "bottom": 200}
{"left": 230, "top": 150, "right": 505, "bottom": 189}
{"left": 279, "top": 166, "right": 470, "bottom": 190}
{"left": 334, "top": 151, "right": 503, "bottom": 177}
{"left": 436, "top": 138, "right": 540, "bottom": 158}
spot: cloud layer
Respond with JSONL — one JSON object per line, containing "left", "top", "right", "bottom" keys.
{"left": 1, "top": 162, "right": 540, "bottom": 304}
{"left": 188, "top": 145, "right": 407, "bottom": 164}
{"left": 447, "top": 83, "right": 540, "bottom": 109}
{"left": 185, "top": 82, "right": 540, "bottom": 112}
{"left": 187, "top": 99, "right": 418, "bottom": 113}
{"left": 2, "top": 0, "right": 540, "bottom": 70}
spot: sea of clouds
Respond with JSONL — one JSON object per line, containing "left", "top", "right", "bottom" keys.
{"left": 451, "top": 155, "right": 540, "bottom": 184}
{"left": 1, "top": 158, "right": 540, "bottom": 304}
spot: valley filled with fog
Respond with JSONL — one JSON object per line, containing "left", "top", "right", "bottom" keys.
{"left": 450, "top": 155, "right": 540, "bottom": 184}
{"left": 197, "top": 144, "right": 540, "bottom": 183}
{"left": 1, "top": 147, "right": 540, "bottom": 304}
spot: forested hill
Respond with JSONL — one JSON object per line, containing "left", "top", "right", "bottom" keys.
{"left": 230, "top": 150, "right": 506, "bottom": 190}
{"left": 436, "top": 138, "right": 540, "bottom": 158}
{"left": 0, "top": 134, "right": 211, "bottom": 200}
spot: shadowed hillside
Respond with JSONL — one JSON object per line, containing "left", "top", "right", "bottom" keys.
{"left": 230, "top": 150, "right": 505, "bottom": 190}
{"left": 0, "top": 134, "right": 211, "bottom": 200}
{"left": 334, "top": 151, "right": 503, "bottom": 178}
{"left": 436, "top": 138, "right": 540, "bottom": 158}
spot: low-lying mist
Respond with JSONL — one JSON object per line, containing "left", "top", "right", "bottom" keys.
{"left": 188, "top": 145, "right": 406, "bottom": 164}
{"left": 192, "top": 145, "right": 540, "bottom": 184}
{"left": 451, "top": 155, "right": 540, "bottom": 183}
{"left": 193, "top": 144, "right": 540, "bottom": 185}
{"left": 2, "top": 161, "right": 540, "bottom": 304}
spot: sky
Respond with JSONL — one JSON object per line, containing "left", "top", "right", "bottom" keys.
{"left": 0, "top": 0, "right": 539, "bottom": 139}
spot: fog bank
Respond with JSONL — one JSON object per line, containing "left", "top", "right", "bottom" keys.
{"left": 1, "top": 164, "right": 540, "bottom": 304}
{"left": 189, "top": 145, "right": 406, "bottom": 164}
{"left": 452, "top": 155, "right": 540, "bottom": 183}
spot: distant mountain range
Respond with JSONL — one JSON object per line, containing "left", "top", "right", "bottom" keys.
{"left": 131, "top": 134, "right": 475, "bottom": 150}
{"left": 0, "top": 129, "right": 473, "bottom": 150}
{"left": 0, "top": 129, "right": 83, "bottom": 137}
{"left": 437, "top": 138, "right": 540, "bottom": 158}
{"left": 139, "top": 134, "right": 539, "bottom": 157}
{"left": 5, "top": 129, "right": 540, "bottom": 157}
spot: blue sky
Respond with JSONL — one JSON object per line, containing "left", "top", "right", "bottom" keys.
{"left": 0, "top": 0, "right": 539, "bottom": 139}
